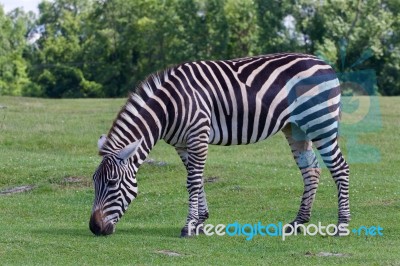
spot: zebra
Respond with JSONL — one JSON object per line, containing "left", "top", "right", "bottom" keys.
{"left": 89, "top": 53, "right": 350, "bottom": 237}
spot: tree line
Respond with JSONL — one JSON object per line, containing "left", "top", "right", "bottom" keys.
{"left": 0, "top": 0, "right": 399, "bottom": 98}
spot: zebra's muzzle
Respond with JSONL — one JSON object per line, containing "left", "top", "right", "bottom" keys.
{"left": 89, "top": 209, "right": 115, "bottom": 236}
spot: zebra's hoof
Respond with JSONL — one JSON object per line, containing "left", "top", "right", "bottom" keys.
{"left": 284, "top": 222, "right": 303, "bottom": 234}
{"left": 196, "top": 223, "right": 205, "bottom": 234}
{"left": 180, "top": 227, "right": 194, "bottom": 238}
{"left": 180, "top": 223, "right": 205, "bottom": 237}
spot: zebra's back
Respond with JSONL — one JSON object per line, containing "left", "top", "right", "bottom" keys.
{"left": 166, "top": 53, "right": 341, "bottom": 146}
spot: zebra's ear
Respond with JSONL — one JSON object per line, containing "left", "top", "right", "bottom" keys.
{"left": 98, "top": 134, "right": 107, "bottom": 150}
{"left": 117, "top": 139, "right": 143, "bottom": 161}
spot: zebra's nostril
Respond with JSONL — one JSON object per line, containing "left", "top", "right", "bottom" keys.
{"left": 89, "top": 213, "right": 103, "bottom": 236}
{"left": 89, "top": 210, "right": 116, "bottom": 236}
{"left": 89, "top": 209, "right": 105, "bottom": 236}
{"left": 89, "top": 218, "right": 101, "bottom": 235}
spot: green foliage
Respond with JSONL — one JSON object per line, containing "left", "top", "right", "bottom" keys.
{"left": 255, "top": 0, "right": 297, "bottom": 53}
{"left": 24, "top": 0, "right": 104, "bottom": 98}
{"left": 0, "top": 0, "right": 399, "bottom": 96}
{"left": 0, "top": 7, "right": 32, "bottom": 96}
{"left": 224, "top": 0, "right": 261, "bottom": 57}
{"left": 290, "top": 0, "right": 399, "bottom": 95}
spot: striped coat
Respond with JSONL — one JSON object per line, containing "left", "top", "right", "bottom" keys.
{"left": 90, "top": 53, "right": 350, "bottom": 237}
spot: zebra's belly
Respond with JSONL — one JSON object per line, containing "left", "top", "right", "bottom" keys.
{"left": 207, "top": 116, "right": 285, "bottom": 146}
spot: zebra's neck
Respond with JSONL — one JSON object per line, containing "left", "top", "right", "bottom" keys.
{"left": 101, "top": 73, "right": 168, "bottom": 161}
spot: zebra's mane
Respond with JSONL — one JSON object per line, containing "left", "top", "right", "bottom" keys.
{"left": 135, "top": 72, "right": 162, "bottom": 101}
{"left": 100, "top": 70, "right": 168, "bottom": 155}
{"left": 126, "top": 69, "right": 169, "bottom": 117}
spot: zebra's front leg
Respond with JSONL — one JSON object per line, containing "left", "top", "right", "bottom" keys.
{"left": 197, "top": 186, "right": 209, "bottom": 225}
{"left": 187, "top": 185, "right": 210, "bottom": 235}
{"left": 178, "top": 139, "right": 209, "bottom": 237}
{"left": 176, "top": 146, "right": 210, "bottom": 226}
{"left": 180, "top": 174, "right": 208, "bottom": 237}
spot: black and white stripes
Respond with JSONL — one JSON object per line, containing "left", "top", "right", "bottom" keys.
{"left": 89, "top": 53, "right": 350, "bottom": 236}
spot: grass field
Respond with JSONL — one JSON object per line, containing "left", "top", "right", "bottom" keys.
{"left": 0, "top": 96, "right": 399, "bottom": 265}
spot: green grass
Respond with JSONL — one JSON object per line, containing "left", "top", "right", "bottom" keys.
{"left": 0, "top": 96, "right": 399, "bottom": 265}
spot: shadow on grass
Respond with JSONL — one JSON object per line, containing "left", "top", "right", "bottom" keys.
{"left": 116, "top": 226, "right": 182, "bottom": 238}
{"left": 30, "top": 226, "right": 182, "bottom": 239}
{"left": 31, "top": 227, "right": 93, "bottom": 238}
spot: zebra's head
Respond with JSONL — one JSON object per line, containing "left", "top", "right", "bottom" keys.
{"left": 89, "top": 135, "right": 142, "bottom": 236}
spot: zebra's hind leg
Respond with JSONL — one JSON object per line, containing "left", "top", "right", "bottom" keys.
{"left": 176, "top": 139, "right": 210, "bottom": 237}
{"left": 282, "top": 124, "right": 321, "bottom": 232}
{"left": 314, "top": 137, "right": 350, "bottom": 232}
